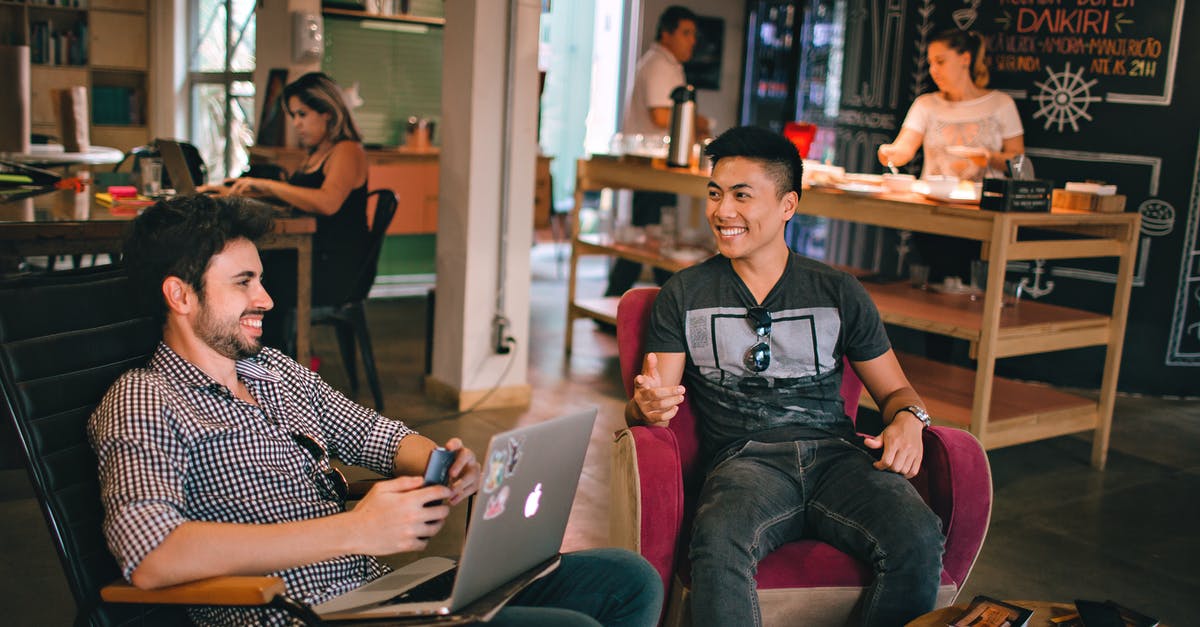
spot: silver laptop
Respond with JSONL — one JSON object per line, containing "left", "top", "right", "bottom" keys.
{"left": 157, "top": 139, "right": 197, "bottom": 195}
{"left": 313, "top": 408, "right": 598, "bottom": 620}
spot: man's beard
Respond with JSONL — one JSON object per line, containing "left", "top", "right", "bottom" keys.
{"left": 196, "top": 305, "right": 266, "bottom": 361}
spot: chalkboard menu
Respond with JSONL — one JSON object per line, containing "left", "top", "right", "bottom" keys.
{"left": 799, "top": 0, "right": 1198, "bottom": 395}
{"left": 982, "top": 0, "right": 1183, "bottom": 114}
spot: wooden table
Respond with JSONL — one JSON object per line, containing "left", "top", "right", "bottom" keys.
{"left": 0, "top": 189, "right": 317, "bottom": 365}
{"left": 907, "top": 600, "right": 1077, "bottom": 626}
{"left": 567, "top": 157, "right": 1140, "bottom": 468}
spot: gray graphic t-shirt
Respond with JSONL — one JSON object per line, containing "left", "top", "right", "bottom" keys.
{"left": 645, "top": 253, "right": 891, "bottom": 459}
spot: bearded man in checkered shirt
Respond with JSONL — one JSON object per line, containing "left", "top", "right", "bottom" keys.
{"left": 89, "top": 195, "right": 662, "bottom": 626}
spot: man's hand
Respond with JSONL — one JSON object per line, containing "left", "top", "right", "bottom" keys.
{"left": 632, "top": 352, "right": 685, "bottom": 427}
{"left": 442, "top": 438, "right": 480, "bottom": 506}
{"left": 862, "top": 412, "right": 925, "bottom": 478}
{"left": 348, "top": 476, "right": 453, "bottom": 555}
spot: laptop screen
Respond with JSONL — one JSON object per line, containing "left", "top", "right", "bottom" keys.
{"left": 157, "top": 140, "right": 196, "bottom": 195}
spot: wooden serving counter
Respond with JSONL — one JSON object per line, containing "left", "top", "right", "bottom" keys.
{"left": 566, "top": 157, "right": 1140, "bottom": 468}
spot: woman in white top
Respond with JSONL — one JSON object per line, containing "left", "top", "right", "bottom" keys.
{"left": 878, "top": 30, "right": 1025, "bottom": 181}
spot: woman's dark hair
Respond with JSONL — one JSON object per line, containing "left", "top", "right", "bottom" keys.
{"left": 931, "top": 29, "right": 989, "bottom": 88}
{"left": 704, "top": 126, "right": 804, "bottom": 199}
{"left": 123, "top": 194, "right": 274, "bottom": 322}
{"left": 282, "top": 72, "right": 363, "bottom": 150}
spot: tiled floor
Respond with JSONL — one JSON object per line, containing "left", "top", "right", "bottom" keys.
{"left": 1, "top": 244, "right": 1196, "bottom": 625}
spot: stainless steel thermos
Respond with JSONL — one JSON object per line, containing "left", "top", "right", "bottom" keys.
{"left": 667, "top": 84, "right": 696, "bottom": 168}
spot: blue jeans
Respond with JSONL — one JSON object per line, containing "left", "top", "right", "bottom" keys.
{"left": 688, "top": 439, "right": 944, "bottom": 627}
{"left": 489, "top": 548, "right": 663, "bottom": 627}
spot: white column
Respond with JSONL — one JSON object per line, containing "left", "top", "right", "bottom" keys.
{"left": 427, "top": 0, "right": 539, "bottom": 409}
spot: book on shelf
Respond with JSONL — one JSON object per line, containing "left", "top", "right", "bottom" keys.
{"left": 949, "top": 596, "right": 1033, "bottom": 627}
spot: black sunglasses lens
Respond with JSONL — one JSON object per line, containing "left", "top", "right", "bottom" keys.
{"left": 292, "top": 433, "right": 347, "bottom": 502}
{"left": 743, "top": 341, "right": 771, "bottom": 372}
{"left": 747, "top": 307, "right": 772, "bottom": 336}
{"left": 292, "top": 433, "right": 321, "bottom": 459}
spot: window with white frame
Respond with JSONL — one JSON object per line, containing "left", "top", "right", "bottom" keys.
{"left": 188, "top": 0, "right": 256, "bottom": 181}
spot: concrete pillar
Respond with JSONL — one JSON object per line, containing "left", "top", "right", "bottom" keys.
{"left": 426, "top": 0, "right": 539, "bottom": 409}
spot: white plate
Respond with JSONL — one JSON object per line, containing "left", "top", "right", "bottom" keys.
{"left": 835, "top": 182, "right": 885, "bottom": 195}
{"left": 923, "top": 188, "right": 980, "bottom": 204}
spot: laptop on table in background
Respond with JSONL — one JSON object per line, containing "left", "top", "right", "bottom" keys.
{"left": 156, "top": 139, "right": 199, "bottom": 195}
{"left": 314, "top": 408, "right": 598, "bottom": 621}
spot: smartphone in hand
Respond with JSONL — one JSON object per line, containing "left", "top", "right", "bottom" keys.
{"left": 423, "top": 447, "right": 454, "bottom": 487}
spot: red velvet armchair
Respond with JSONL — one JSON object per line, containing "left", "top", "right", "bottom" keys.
{"left": 609, "top": 287, "right": 993, "bottom": 626}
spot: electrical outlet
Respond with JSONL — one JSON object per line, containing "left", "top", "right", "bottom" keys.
{"left": 492, "top": 315, "right": 514, "bottom": 354}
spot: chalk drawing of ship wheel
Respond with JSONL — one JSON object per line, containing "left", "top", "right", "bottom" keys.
{"left": 1138, "top": 199, "right": 1176, "bottom": 237}
{"left": 952, "top": 0, "right": 981, "bottom": 30}
{"left": 1033, "top": 62, "right": 1103, "bottom": 132}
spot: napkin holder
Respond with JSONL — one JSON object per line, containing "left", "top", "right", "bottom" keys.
{"left": 980, "top": 177, "right": 1053, "bottom": 212}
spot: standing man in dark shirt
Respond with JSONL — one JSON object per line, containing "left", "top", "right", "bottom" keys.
{"left": 91, "top": 194, "right": 662, "bottom": 626}
{"left": 625, "top": 127, "right": 944, "bottom": 626}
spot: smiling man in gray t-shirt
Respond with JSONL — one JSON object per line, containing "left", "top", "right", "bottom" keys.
{"left": 626, "top": 126, "right": 945, "bottom": 627}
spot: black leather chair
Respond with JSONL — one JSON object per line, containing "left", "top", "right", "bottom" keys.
{"left": 0, "top": 267, "right": 319, "bottom": 625}
{"left": 311, "top": 189, "right": 398, "bottom": 411}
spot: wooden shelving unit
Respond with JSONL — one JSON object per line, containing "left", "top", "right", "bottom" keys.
{"left": 566, "top": 157, "right": 1140, "bottom": 468}
{"left": 0, "top": 0, "right": 150, "bottom": 152}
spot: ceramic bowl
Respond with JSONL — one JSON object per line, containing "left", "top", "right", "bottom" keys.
{"left": 923, "top": 175, "right": 959, "bottom": 197}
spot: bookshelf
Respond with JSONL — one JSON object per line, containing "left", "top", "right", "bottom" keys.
{"left": 0, "top": 0, "right": 150, "bottom": 152}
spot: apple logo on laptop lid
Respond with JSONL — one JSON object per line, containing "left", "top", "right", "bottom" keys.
{"left": 524, "top": 483, "right": 542, "bottom": 518}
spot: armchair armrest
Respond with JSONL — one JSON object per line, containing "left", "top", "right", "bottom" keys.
{"left": 916, "top": 426, "right": 992, "bottom": 588}
{"left": 611, "top": 425, "right": 686, "bottom": 595}
{"left": 100, "top": 576, "right": 286, "bottom": 606}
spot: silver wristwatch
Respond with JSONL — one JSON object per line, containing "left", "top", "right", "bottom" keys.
{"left": 896, "top": 405, "right": 932, "bottom": 428}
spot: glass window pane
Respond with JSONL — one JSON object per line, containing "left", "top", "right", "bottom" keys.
{"left": 230, "top": 80, "right": 256, "bottom": 177}
{"left": 230, "top": 0, "right": 256, "bottom": 73}
{"left": 192, "top": 83, "right": 228, "bottom": 180}
{"left": 192, "top": 0, "right": 228, "bottom": 72}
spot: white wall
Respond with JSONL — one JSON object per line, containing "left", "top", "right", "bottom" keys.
{"left": 635, "top": 0, "right": 745, "bottom": 134}
{"left": 253, "top": 0, "right": 322, "bottom": 148}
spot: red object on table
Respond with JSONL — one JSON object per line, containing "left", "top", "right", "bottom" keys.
{"left": 107, "top": 185, "right": 137, "bottom": 198}
{"left": 783, "top": 122, "right": 817, "bottom": 159}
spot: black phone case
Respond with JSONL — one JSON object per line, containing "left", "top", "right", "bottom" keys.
{"left": 1075, "top": 599, "right": 1125, "bottom": 627}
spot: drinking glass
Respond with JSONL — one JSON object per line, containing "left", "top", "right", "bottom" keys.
{"left": 140, "top": 158, "right": 162, "bottom": 197}
{"left": 909, "top": 263, "right": 930, "bottom": 290}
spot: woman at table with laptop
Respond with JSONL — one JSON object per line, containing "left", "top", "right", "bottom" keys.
{"left": 200, "top": 71, "right": 369, "bottom": 350}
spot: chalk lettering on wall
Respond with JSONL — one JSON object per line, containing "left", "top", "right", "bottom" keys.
{"left": 910, "top": 0, "right": 935, "bottom": 101}
{"left": 1139, "top": 199, "right": 1176, "bottom": 238}
{"left": 952, "top": 0, "right": 980, "bottom": 31}
{"left": 1020, "top": 147, "right": 1162, "bottom": 289}
{"left": 1165, "top": 134, "right": 1200, "bottom": 366}
{"left": 1032, "top": 62, "right": 1101, "bottom": 132}
{"left": 842, "top": 0, "right": 907, "bottom": 110}
{"left": 985, "top": 0, "right": 1183, "bottom": 107}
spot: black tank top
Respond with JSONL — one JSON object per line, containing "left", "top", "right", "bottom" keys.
{"left": 288, "top": 151, "right": 369, "bottom": 255}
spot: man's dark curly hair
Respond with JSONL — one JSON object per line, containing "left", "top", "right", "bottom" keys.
{"left": 123, "top": 194, "right": 274, "bottom": 322}
{"left": 704, "top": 126, "right": 804, "bottom": 200}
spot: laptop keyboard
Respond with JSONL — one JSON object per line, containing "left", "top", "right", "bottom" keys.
{"left": 383, "top": 566, "right": 459, "bottom": 605}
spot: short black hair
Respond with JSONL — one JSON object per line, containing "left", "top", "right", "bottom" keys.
{"left": 123, "top": 194, "right": 274, "bottom": 322}
{"left": 704, "top": 126, "right": 804, "bottom": 199}
{"left": 656, "top": 5, "right": 697, "bottom": 40}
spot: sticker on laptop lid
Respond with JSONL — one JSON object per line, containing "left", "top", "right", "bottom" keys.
{"left": 483, "top": 485, "right": 510, "bottom": 520}
{"left": 505, "top": 436, "right": 524, "bottom": 475}
{"left": 483, "top": 447, "right": 508, "bottom": 494}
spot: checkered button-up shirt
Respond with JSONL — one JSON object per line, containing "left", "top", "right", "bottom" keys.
{"left": 89, "top": 343, "right": 415, "bottom": 625}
